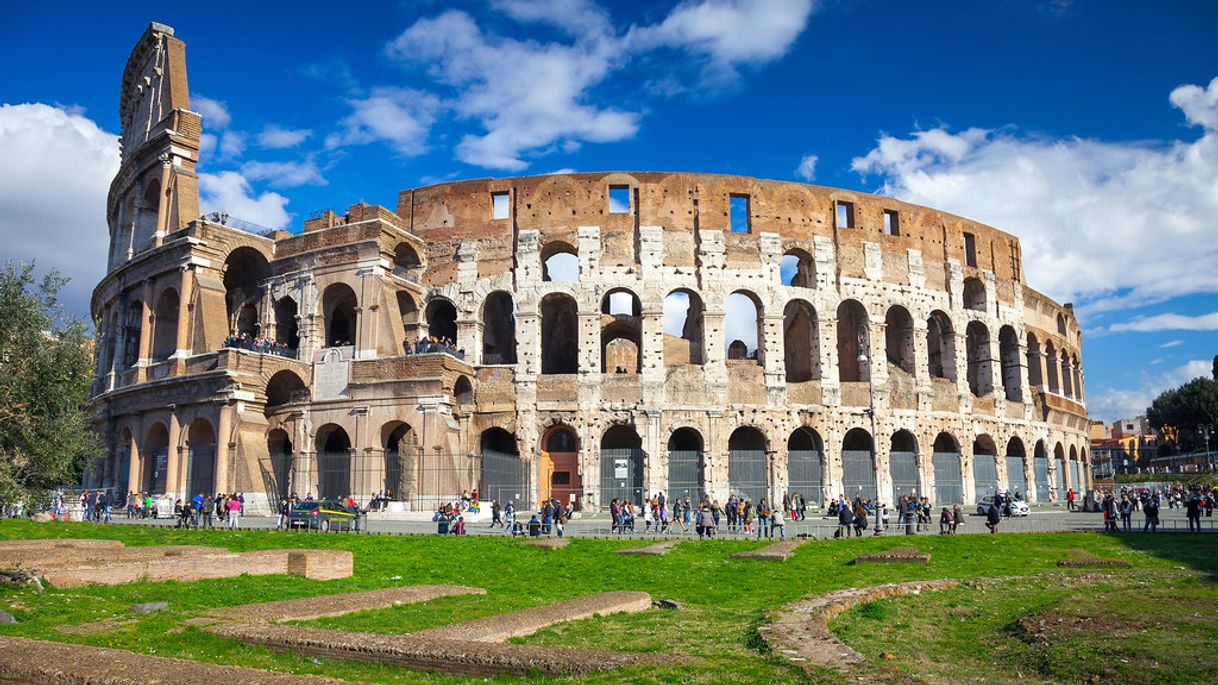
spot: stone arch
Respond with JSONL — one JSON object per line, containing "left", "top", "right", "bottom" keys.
{"left": 425, "top": 297, "right": 458, "bottom": 346}
{"left": 1045, "top": 341, "right": 1061, "bottom": 393}
{"left": 966, "top": 321, "right": 993, "bottom": 397}
{"left": 315, "top": 424, "right": 352, "bottom": 500}
{"left": 783, "top": 299, "right": 820, "bottom": 382}
{"left": 223, "top": 247, "right": 270, "bottom": 337}
{"left": 274, "top": 296, "right": 299, "bottom": 350}
{"left": 780, "top": 248, "right": 816, "bottom": 287}
{"left": 1053, "top": 441, "right": 1067, "bottom": 499}
{"left": 963, "top": 276, "right": 986, "bottom": 311}
{"left": 397, "top": 292, "right": 420, "bottom": 344}
{"left": 728, "top": 426, "right": 769, "bottom": 504}
{"left": 122, "top": 299, "right": 142, "bottom": 366}
{"left": 1069, "top": 443, "right": 1080, "bottom": 491}
{"left": 1026, "top": 331, "right": 1043, "bottom": 388}
{"left": 724, "top": 290, "right": 763, "bottom": 364}
{"left": 134, "top": 176, "right": 160, "bottom": 249}
{"left": 1005, "top": 436, "right": 1027, "bottom": 498}
{"left": 186, "top": 418, "right": 216, "bottom": 496}
{"left": 540, "top": 424, "right": 580, "bottom": 508}
{"left": 541, "top": 241, "right": 579, "bottom": 282}
{"left": 787, "top": 427, "right": 824, "bottom": 505}
{"left": 481, "top": 291, "right": 517, "bottom": 364}
{"left": 1056, "top": 312, "right": 1068, "bottom": 335}
{"left": 601, "top": 424, "right": 644, "bottom": 507}
{"left": 601, "top": 288, "right": 642, "bottom": 373}
{"left": 383, "top": 421, "right": 415, "bottom": 502}
{"left": 392, "top": 242, "right": 422, "bottom": 281}
{"left": 1060, "top": 351, "right": 1074, "bottom": 399}
{"left": 116, "top": 426, "right": 133, "bottom": 496}
{"left": 972, "top": 434, "right": 999, "bottom": 500}
{"left": 890, "top": 429, "right": 921, "bottom": 499}
{"left": 999, "top": 325, "right": 1021, "bottom": 401}
{"left": 884, "top": 304, "right": 915, "bottom": 374}
{"left": 453, "top": 375, "right": 474, "bottom": 405}
{"left": 266, "top": 428, "right": 292, "bottom": 500}
{"left": 540, "top": 293, "right": 578, "bottom": 374}
{"left": 479, "top": 427, "right": 524, "bottom": 504}
{"left": 142, "top": 421, "right": 169, "bottom": 494}
{"left": 667, "top": 427, "right": 705, "bottom": 503}
{"left": 932, "top": 432, "right": 963, "bottom": 504}
{"left": 926, "top": 310, "right": 956, "bottom": 380}
{"left": 837, "top": 299, "right": 870, "bottom": 382}
{"left": 1033, "top": 439, "right": 1051, "bottom": 501}
{"left": 663, "top": 289, "right": 705, "bottom": 365}
{"left": 151, "top": 287, "right": 179, "bottom": 361}
{"left": 265, "top": 369, "right": 307, "bottom": 412}
{"left": 321, "top": 283, "right": 358, "bottom": 347}
{"left": 841, "top": 427, "right": 876, "bottom": 501}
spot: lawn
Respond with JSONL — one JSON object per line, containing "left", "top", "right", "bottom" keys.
{"left": 0, "top": 521, "right": 1215, "bottom": 684}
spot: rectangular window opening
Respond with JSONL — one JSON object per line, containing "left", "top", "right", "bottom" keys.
{"left": 491, "top": 192, "right": 510, "bottom": 220}
{"left": 964, "top": 232, "right": 977, "bottom": 267}
{"left": 729, "top": 194, "right": 750, "bottom": 233}
{"left": 883, "top": 209, "right": 900, "bottom": 236}
{"left": 608, "top": 185, "right": 631, "bottom": 214}
{"left": 835, "top": 201, "right": 854, "bottom": 229}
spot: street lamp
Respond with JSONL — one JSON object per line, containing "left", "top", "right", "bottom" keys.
{"left": 1199, "top": 424, "right": 1214, "bottom": 472}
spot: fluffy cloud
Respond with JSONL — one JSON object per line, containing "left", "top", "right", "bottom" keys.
{"left": 218, "top": 130, "right": 245, "bottom": 159}
{"left": 240, "top": 158, "right": 327, "bottom": 188}
{"left": 629, "top": 0, "right": 815, "bottom": 72}
{"left": 851, "top": 76, "right": 1218, "bottom": 314}
{"left": 199, "top": 171, "right": 291, "bottom": 230}
{"left": 325, "top": 87, "right": 440, "bottom": 157}
{"left": 1160, "top": 339, "right": 1184, "bottom": 348}
{"left": 257, "top": 125, "right": 312, "bottom": 149}
{"left": 191, "top": 94, "right": 231, "bottom": 129}
{"left": 1109, "top": 311, "right": 1218, "bottom": 333}
{"left": 0, "top": 103, "right": 118, "bottom": 318}
{"left": 796, "top": 154, "right": 818, "bottom": 181}
{"left": 1087, "top": 358, "right": 1211, "bottom": 422}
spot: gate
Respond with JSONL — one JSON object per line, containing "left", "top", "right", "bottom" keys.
{"left": 1053, "top": 463, "right": 1065, "bottom": 499}
{"left": 1033, "top": 456, "right": 1050, "bottom": 501}
{"left": 972, "top": 454, "right": 999, "bottom": 500}
{"left": 1005, "top": 456, "right": 1027, "bottom": 497}
{"left": 728, "top": 449, "right": 768, "bottom": 504}
{"left": 933, "top": 451, "right": 963, "bottom": 504}
{"left": 1070, "top": 460, "right": 1082, "bottom": 492}
{"left": 186, "top": 444, "right": 215, "bottom": 496}
{"left": 889, "top": 451, "right": 920, "bottom": 500}
{"left": 667, "top": 450, "right": 704, "bottom": 505}
{"left": 480, "top": 449, "right": 530, "bottom": 507}
{"left": 600, "top": 448, "right": 644, "bottom": 507}
{"left": 787, "top": 450, "right": 823, "bottom": 506}
{"left": 841, "top": 450, "right": 877, "bottom": 502}
{"left": 318, "top": 451, "right": 351, "bottom": 500}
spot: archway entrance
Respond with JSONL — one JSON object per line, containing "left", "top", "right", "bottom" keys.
{"left": 728, "top": 427, "right": 768, "bottom": 505}
{"left": 889, "top": 430, "right": 920, "bottom": 500}
{"left": 541, "top": 426, "right": 581, "bottom": 509}
{"left": 667, "top": 428, "right": 705, "bottom": 504}
{"left": 973, "top": 435, "right": 999, "bottom": 500}
{"left": 316, "top": 425, "right": 352, "bottom": 500}
{"left": 841, "top": 428, "right": 876, "bottom": 501}
{"left": 601, "top": 425, "right": 644, "bottom": 507}
{"left": 186, "top": 419, "right": 216, "bottom": 496}
{"left": 932, "top": 433, "right": 963, "bottom": 504}
{"left": 479, "top": 428, "right": 526, "bottom": 506}
{"left": 787, "top": 428, "right": 824, "bottom": 507}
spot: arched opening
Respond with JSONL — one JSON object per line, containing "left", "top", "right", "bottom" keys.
{"left": 663, "top": 289, "right": 705, "bottom": 365}
{"left": 142, "top": 422, "right": 169, "bottom": 494}
{"left": 999, "top": 325, "right": 1021, "bottom": 401}
{"left": 116, "top": 427, "right": 133, "bottom": 497}
{"left": 185, "top": 419, "right": 215, "bottom": 496}
{"left": 972, "top": 435, "right": 999, "bottom": 500}
{"left": 224, "top": 247, "right": 270, "bottom": 338}
{"left": 601, "top": 425, "right": 644, "bottom": 507}
{"left": 392, "top": 243, "right": 422, "bottom": 281}
{"left": 783, "top": 300, "right": 820, "bottom": 382}
{"left": 397, "top": 292, "right": 420, "bottom": 346}
{"left": 1026, "top": 332, "right": 1043, "bottom": 389}
{"left": 932, "top": 433, "right": 963, "bottom": 504}
{"left": 837, "top": 299, "right": 870, "bottom": 382}
{"left": 1005, "top": 437, "right": 1027, "bottom": 497}
{"left": 316, "top": 424, "right": 352, "bottom": 500}
{"left": 966, "top": 321, "right": 993, "bottom": 397}
{"left": 601, "top": 289, "right": 642, "bottom": 374}
{"left": 425, "top": 298, "right": 458, "bottom": 347}
{"left": 1053, "top": 442, "right": 1066, "bottom": 499}
{"left": 1045, "top": 341, "right": 1061, "bottom": 393}
{"left": 1069, "top": 444, "right": 1081, "bottom": 491}
{"left": 266, "top": 428, "right": 292, "bottom": 500}
{"left": 265, "top": 370, "right": 307, "bottom": 412}
{"left": 1072, "top": 354, "right": 1083, "bottom": 400}
{"left": 541, "top": 425, "right": 580, "bottom": 508}
{"left": 667, "top": 428, "right": 705, "bottom": 504}
{"left": 884, "top": 305, "right": 915, "bottom": 374}
{"left": 481, "top": 291, "right": 517, "bottom": 364}
{"left": 453, "top": 375, "right": 474, "bottom": 405}
{"left": 1033, "top": 440, "right": 1050, "bottom": 501}
{"left": 541, "top": 242, "right": 579, "bottom": 282}
{"left": 963, "top": 276, "right": 986, "bottom": 311}
{"left": 383, "top": 422, "right": 415, "bottom": 503}
{"left": 787, "top": 427, "right": 824, "bottom": 506}
{"left": 926, "top": 310, "right": 956, "bottom": 380}
{"left": 841, "top": 428, "right": 876, "bottom": 501}
{"left": 1056, "top": 313, "right": 1067, "bottom": 335}
{"left": 479, "top": 428, "right": 524, "bottom": 505}
{"left": 321, "top": 283, "right": 358, "bottom": 347}
{"left": 728, "top": 426, "right": 768, "bottom": 504}
{"left": 151, "top": 288, "right": 179, "bottom": 361}
{"left": 1060, "top": 353, "right": 1074, "bottom": 399}
{"left": 890, "top": 430, "right": 920, "bottom": 499}
{"left": 274, "top": 297, "right": 300, "bottom": 350}
{"left": 724, "top": 291, "right": 762, "bottom": 364}
{"left": 123, "top": 299, "right": 143, "bottom": 367}
{"left": 780, "top": 249, "right": 816, "bottom": 287}
{"left": 134, "top": 177, "right": 160, "bottom": 249}
{"left": 540, "top": 293, "right": 578, "bottom": 374}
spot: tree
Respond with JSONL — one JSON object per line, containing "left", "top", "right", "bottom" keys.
{"left": 1147, "top": 373, "right": 1218, "bottom": 452}
{"left": 0, "top": 261, "right": 100, "bottom": 507}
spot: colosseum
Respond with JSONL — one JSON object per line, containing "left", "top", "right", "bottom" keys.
{"left": 86, "top": 23, "right": 1091, "bottom": 514}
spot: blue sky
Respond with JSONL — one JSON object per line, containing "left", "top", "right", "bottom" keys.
{"left": 1, "top": 0, "right": 1216, "bottom": 422}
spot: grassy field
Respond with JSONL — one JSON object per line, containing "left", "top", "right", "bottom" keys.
{"left": 0, "top": 521, "right": 1215, "bottom": 684}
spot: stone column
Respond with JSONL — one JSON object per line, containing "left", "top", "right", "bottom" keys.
{"left": 166, "top": 410, "right": 181, "bottom": 498}
{"left": 153, "top": 156, "right": 171, "bottom": 246}
{"left": 214, "top": 403, "right": 234, "bottom": 494}
{"left": 173, "top": 266, "right": 194, "bottom": 362}
{"left": 135, "top": 281, "right": 154, "bottom": 382}
{"left": 127, "top": 419, "right": 143, "bottom": 495}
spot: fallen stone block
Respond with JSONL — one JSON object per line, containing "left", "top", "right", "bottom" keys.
{"left": 0, "top": 610, "right": 15, "bottom": 625}
{"left": 617, "top": 540, "right": 680, "bottom": 556}
{"left": 854, "top": 547, "right": 929, "bottom": 564}
{"left": 129, "top": 601, "right": 169, "bottom": 614}
{"left": 411, "top": 591, "right": 653, "bottom": 643}
{"left": 731, "top": 539, "right": 805, "bottom": 561}
{"left": 0, "top": 539, "right": 123, "bottom": 552}
{"left": 1057, "top": 549, "right": 1131, "bottom": 568}
{"left": 207, "top": 584, "right": 485, "bottom": 624}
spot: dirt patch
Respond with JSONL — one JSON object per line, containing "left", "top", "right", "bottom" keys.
{"left": 521, "top": 537, "right": 569, "bottom": 549}
{"left": 207, "top": 585, "right": 485, "bottom": 624}
{"left": 731, "top": 539, "right": 805, "bottom": 561}
{"left": 758, "top": 580, "right": 958, "bottom": 672}
{"left": 1058, "top": 549, "right": 1131, "bottom": 568}
{"left": 1016, "top": 610, "right": 1133, "bottom": 645}
{"left": 412, "top": 591, "right": 652, "bottom": 642}
{"left": 56, "top": 617, "right": 138, "bottom": 636}
{"left": 617, "top": 540, "right": 680, "bottom": 556}
{"left": 0, "top": 635, "right": 366, "bottom": 684}
{"left": 854, "top": 547, "right": 929, "bottom": 564}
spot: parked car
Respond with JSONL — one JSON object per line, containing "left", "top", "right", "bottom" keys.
{"left": 976, "top": 496, "right": 1030, "bottom": 517}
{"left": 288, "top": 499, "right": 362, "bottom": 531}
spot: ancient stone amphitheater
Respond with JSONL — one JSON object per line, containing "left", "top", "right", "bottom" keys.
{"left": 85, "top": 23, "right": 1090, "bottom": 514}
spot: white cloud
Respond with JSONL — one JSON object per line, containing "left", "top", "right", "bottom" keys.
{"left": 1087, "top": 359, "right": 1211, "bottom": 422}
{"left": 796, "top": 153, "right": 818, "bottom": 181}
{"left": 325, "top": 87, "right": 440, "bottom": 157}
{"left": 257, "top": 125, "right": 312, "bottom": 149}
{"left": 724, "top": 291, "right": 759, "bottom": 353}
{"left": 851, "top": 76, "right": 1218, "bottom": 314}
{"left": 218, "top": 130, "right": 245, "bottom": 159}
{"left": 491, "top": 0, "right": 611, "bottom": 37}
{"left": 629, "top": 0, "right": 815, "bottom": 73}
{"left": 240, "top": 159, "right": 327, "bottom": 188}
{"left": 198, "top": 132, "right": 217, "bottom": 157}
{"left": 1160, "top": 339, "right": 1185, "bottom": 348}
{"left": 191, "top": 94, "right": 231, "bottom": 130}
{"left": 1110, "top": 311, "right": 1218, "bottom": 333}
{"left": 0, "top": 103, "right": 119, "bottom": 318}
{"left": 199, "top": 171, "right": 291, "bottom": 229}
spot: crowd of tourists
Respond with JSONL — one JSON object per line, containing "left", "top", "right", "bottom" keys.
{"left": 404, "top": 336, "right": 464, "bottom": 359}
{"left": 481, "top": 493, "right": 575, "bottom": 537}
{"left": 1097, "top": 484, "right": 1215, "bottom": 533}
{"left": 224, "top": 332, "right": 295, "bottom": 357}
{"left": 172, "top": 491, "right": 246, "bottom": 529}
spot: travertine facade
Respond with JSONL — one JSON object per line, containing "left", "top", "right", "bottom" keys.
{"left": 87, "top": 24, "right": 1091, "bottom": 513}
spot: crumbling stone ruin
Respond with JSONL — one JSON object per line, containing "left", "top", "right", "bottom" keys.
{"left": 85, "top": 22, "right": 1090, "bottom": 515}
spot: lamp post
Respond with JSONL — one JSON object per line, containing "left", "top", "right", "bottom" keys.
{"left": 1200, "top": 424, "right": 1214, "bottom": 472}
{"left": 857, "top": 326, "right": 878, "bottom": 504}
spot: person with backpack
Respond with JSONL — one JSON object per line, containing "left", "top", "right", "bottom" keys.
{"left": 985, "top": 500, "right": 1001, "bottom": 533}
{"left": 852, "top": 503, "right": 868, "bottom": 537}
{"left": 200, "top": 495, "right": 215, "bottom": 528}
{"left": 837, "top": 501, "right": 854, "bottom": 538}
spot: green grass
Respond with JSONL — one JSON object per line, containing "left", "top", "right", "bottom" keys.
{"left": 1, "top": 521, "right": 1215, "bottom": 684}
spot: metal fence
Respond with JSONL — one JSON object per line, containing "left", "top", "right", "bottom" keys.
{"left": 889, "top": 450, "right": 920, "bottom": 500}
{"left": 667, "top": 450, "right": 705, "bottom": 506}
{"left": 727, "top": 449, "right": 768, "bottom": 505}
{"left": 933, "top": 451, "right": 963, "bottom": 504}
{"left": 600, "top": 448, "right": 645, "bottom": 507}
{"left": 1006, "top": 456, "right": 1027, "bottom": 496}
{"left": 1034, "top": 456, "right": 1051, "bottom": 501}
{"left": 787, "top": 450, "right": 824, "bottom": 507}
{"left": 842, "top": 450, "right": 877, "bottom": 502}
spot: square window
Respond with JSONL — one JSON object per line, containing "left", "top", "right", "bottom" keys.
{"left": 964, "top": 232, "right": 977, "bottom": 267}
{"left": 729, "top": 194, "right": 750, "bottom": 233}
{"left": 491, "top": 192, "right": 510, "bottom": 220}
{"left": 835, "top": 201, "right": 854, "bottom": 229}
{"left": 883, "top": 209, "right": 900, "bottom": 236}
{"left": 608, "top": 185, "right": 631, "bottom": 214}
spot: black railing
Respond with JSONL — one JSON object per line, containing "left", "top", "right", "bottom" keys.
{"left": 224, "top": 337, "right": 298, "bottom": 359}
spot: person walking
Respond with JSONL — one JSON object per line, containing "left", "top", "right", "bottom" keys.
{"left": 1186, "top": 491, "right": 1203, "bottom": 532}
{"left": 1118, "top": 495, "right": 1133, "bottom": 532}
{"left": 985, "top": 501, "right": 1001, "bottom": 533}
{"left": 1143, "top": 496, "right": 1160, "bottom": 532}
{"left": 227, "top": 496, "right": 241, "bottom": 528}
{"left": 276, "top": 497, "right": 290, "bottom": 530}
{"left": 1066, "top": 488, "right": 1076, "bottom": 512}
{"left": 200, "top": 494, "right": 215, "bottom": 528}
{"left": 771, "top": 508, "right": 785, "bottom": 539}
